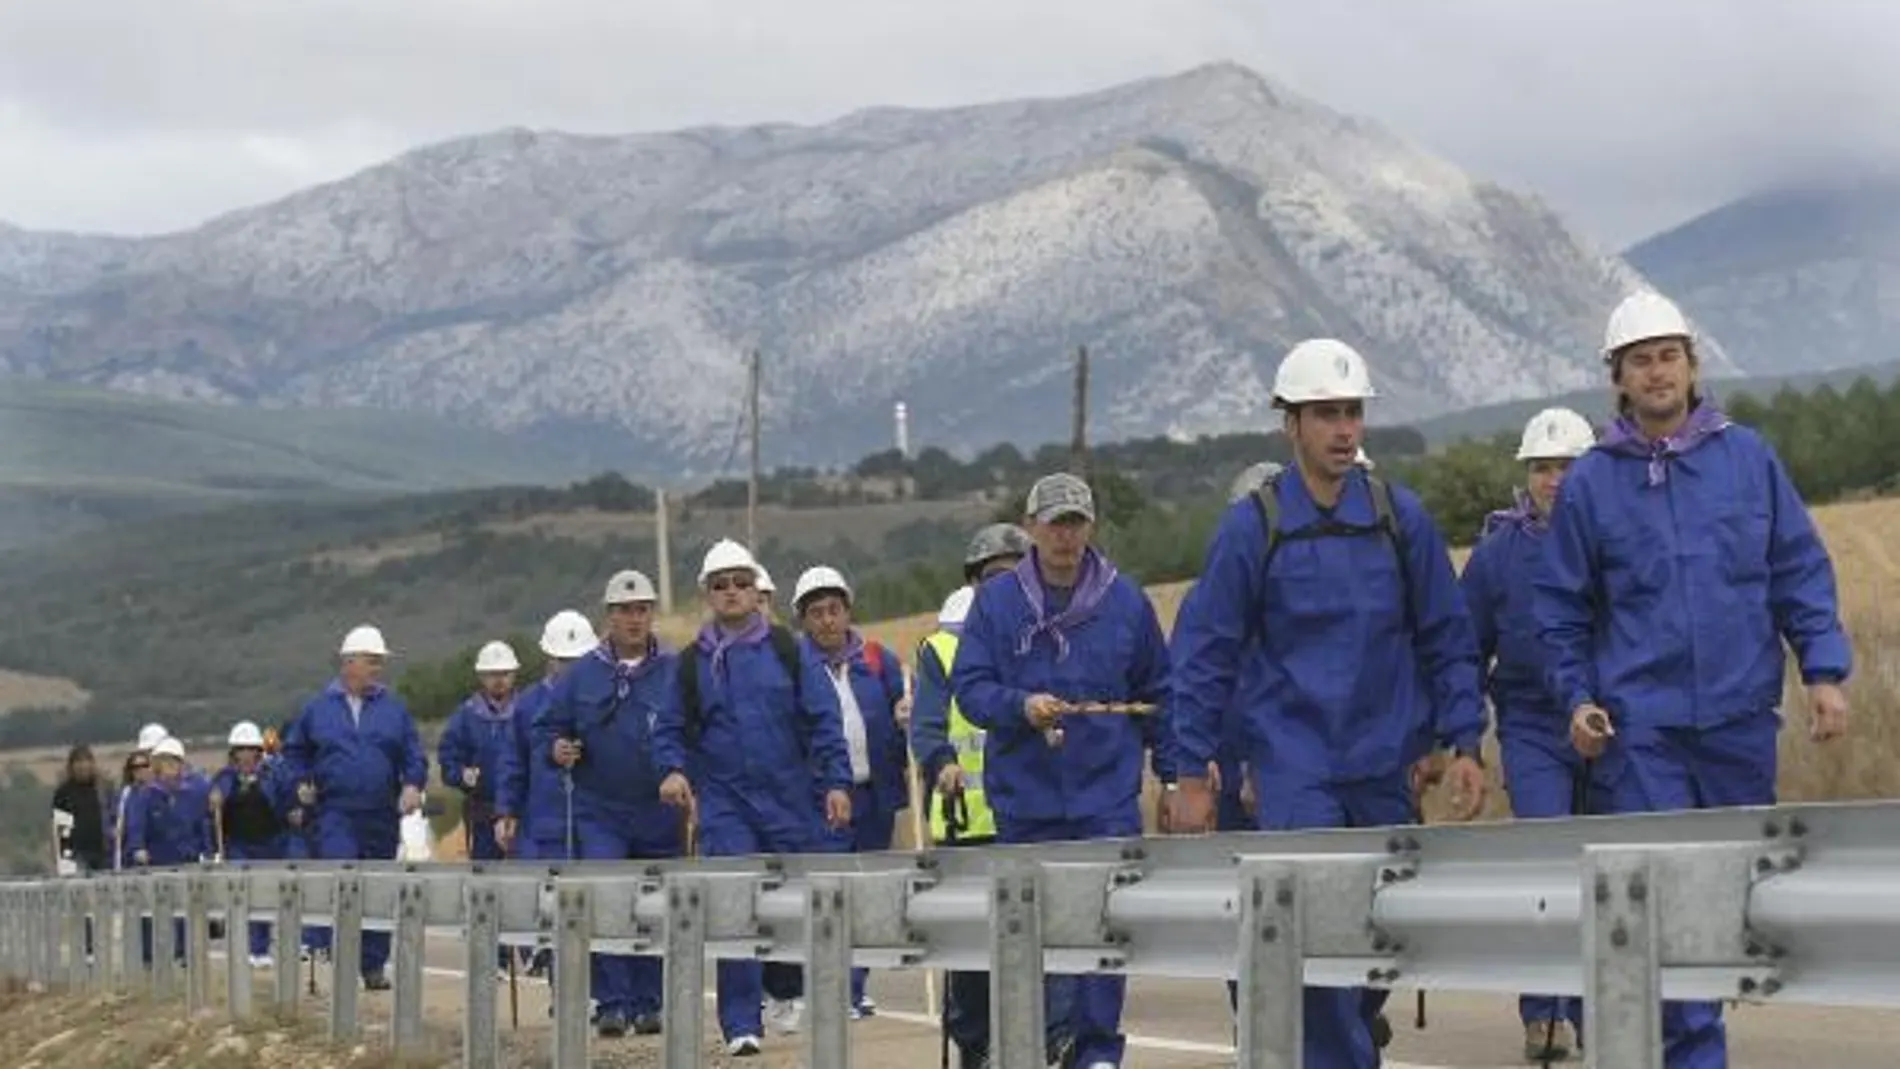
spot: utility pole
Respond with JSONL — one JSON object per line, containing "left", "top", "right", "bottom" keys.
{"left": 746, "top": 348, "right": 761, "bottom": 550}
{"left": 1069, "top": 344, "right": 1090, "bottom": 478}
{"left": 654, "top": 487, "right": 673, "bottom": 615}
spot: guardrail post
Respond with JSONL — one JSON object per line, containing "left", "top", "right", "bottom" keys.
{"left": 661, "top": 874, "right": 708, "bottom": 1069}
{"left": 990, "top": 860, "right": 1047, "bottom": 1069}
{"left": 225, "top": 871, "right": 252, "bottom": 1020}
{"left": 185, "top": 871, "right": 212, "bottom": 1013}
{"left": 121, "top": 876, "right": 146, "bottom": 994}
{"left": 462, "top": 879, "right": 500, "bottom": 1069}
{"left": 152, "top": 876, "right": 179, "bottom": 999}
{"left": 1235, "top": 858, "right": 1304, "bottom": 1068}
{"left": 41, "top": 885, "right": 64, "bottom": 992}
{"left": 1584, "top": 846, "right": 1664, "bottom": 1069}
{"left": 63, "top": 883, "right": 88, "bottom": 993}
{"left": 550, "top": 880, "right": 593, "bottom": 1069}
{"left": 29, "top": 886, "right": 52, "bottom": 992}
{"left": 805, "top": 875, "right": 853, "bottom": 1069}
{"left": 391, "top": 876, "right": 428, "bottom": 1056}
{"left": 271, "top": 871, "right": 304, "bottom": 1014}
{"left": 330, "top": 872, "right": 364, "bottom": 1042}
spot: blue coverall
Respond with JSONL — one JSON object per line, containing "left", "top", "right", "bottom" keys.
{"left": 1462, "top": 493, "right": 1617, "bottom": 1036}
{"left": 495, "top": 674, "right": 575, "bottom": 863}
{"left": 806, "top": 632, "right": 911, "bottom": 1012}
{"left": 1170, "top": 467, "right": 1486, "bottom": 1069}
{"left": 125, "top": 771, "right": 212, "bottom": 963}
{"left": 952, "top": 547, "right": 1174, "bottom": 1069}
{"left": 280, "top": 680, "right": 429, "bottom": 980}
{"left": 1534, "top": 406, "right": 1851, "bottom": 1069}
{"left": 651, "top": 619, "right": 851, "bottom": 1045}
{"left": 538, "top": 641, "right": 684, "bottom": 1026}
{"left": 438, "top": 692, "right": 517, "bottom": 863}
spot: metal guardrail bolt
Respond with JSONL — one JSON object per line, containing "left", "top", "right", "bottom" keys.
{"left": 1739, "top": 977, "right": 1758, "bottom": 995}
{"left": 1627, "top": 873, "right": 1647, "bottom": 902}
{"left": 1789, "top": 819, "right": 1808, "bottom": 838}
{"left": 1594, "top": 874, "right": 1610, "bottom": 903}
{"left": 1762, "top": 978, "right": 1783, "bottom": 996}
{"left": 1611, "top": 921, "right": 1630, "bottom": 948}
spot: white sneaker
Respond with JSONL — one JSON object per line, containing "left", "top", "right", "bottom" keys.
{"left": 247, "top": 954, "right": 272, "bottom": 969}
{"left": 851, "top": 995, "right": 877, "bottom": 1020}
{"left": 725, "top": 1035, "right": 762, "bottom": 1056}
{"left": 763, "top": 997, "right": 804, "bottom": 1035}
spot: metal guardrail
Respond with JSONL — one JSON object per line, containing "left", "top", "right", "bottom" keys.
{"left": 4, "top": 800, "right": 1899, "bottom": 1068}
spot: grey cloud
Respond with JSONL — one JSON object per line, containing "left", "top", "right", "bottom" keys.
{"left": 1, "top": 0, "right": 1895, "bottom": 244}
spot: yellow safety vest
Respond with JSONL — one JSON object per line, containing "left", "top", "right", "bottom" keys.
{"left": 920, "top": 630, "right": 996, "bottom": 843}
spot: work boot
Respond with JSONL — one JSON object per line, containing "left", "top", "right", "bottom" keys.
{"left": 596, "top": 1010, "right": 628, "bottom": 1039}
{"left": 1371, "top": 1012, "right": 1393, "bottom": 1049}
{"left": 632, "top": 1013, "right": 662, "bottom": 1035}
{"left": 1524, "top": 1019, "right": 1574, "bottom": 1062}
{"left": 362, "top": 969, "right": 391, "bottom": 992}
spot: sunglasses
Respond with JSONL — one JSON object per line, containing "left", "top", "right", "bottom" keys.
{"left": 708, "top": 575, "right": 755, "bottom": 592}
{"left": 129, "top": 762, "right": 150, "bottom": 772}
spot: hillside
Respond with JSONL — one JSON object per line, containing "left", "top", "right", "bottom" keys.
{"left": 0, "top": 380, "right": 630, "bottom": 549}
{"left": 1625, "top": 180, "right": 1900, "bottom": 376}
{"left": 0, "top": 62, "right": 1723, "bottom": 468}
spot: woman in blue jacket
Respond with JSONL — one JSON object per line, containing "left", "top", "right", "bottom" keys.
{"left": 1461, "top": 407, "right": 1613, "bottom": 1063}
{"left": 125, "top": 736, "right": 210, "bottom": 965}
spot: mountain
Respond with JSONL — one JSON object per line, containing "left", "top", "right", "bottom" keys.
{"left": 1625, "top": 180, "right": 1900, "bottom": 375}
{"left": 0, "top": 62, "right": 1727, "bottom": 468}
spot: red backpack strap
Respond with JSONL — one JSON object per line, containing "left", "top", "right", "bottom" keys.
{"left": 862, "top": 639, "right": 885, "bottom": 678}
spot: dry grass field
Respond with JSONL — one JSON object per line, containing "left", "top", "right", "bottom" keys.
{"left": 0, "top": 670, "right": 88, "bottom": 717}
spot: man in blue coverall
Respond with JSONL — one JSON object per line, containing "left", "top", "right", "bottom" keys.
{"left": 1168, "top": 339, "right": 1488, "bottom": 1069}
{"left": 281, "top": 623, "right": 429, "bottom": 991}
{"left": 951, "top": 472, "right": 1175, "bottom": 1069}
{"left": 792, "top": 564, "right": 911, "bottom": 1019}
{"left": 653, "top": 539, "right": 853, "bottom": 1058}
{"left": 495, "top": 609, "right": 598, "bottom": 980}
{"left": 537, "top": 570, "right": 683, "bottom": 1038}
{"left": 1461, "top": 406, "right": 1613, "bottom": 1063}
{"left": 1534, "top": 291, "right": 1851, "bottom": 1069}
{"left": 438, "top": 639, "right": 522, "bottom": 973}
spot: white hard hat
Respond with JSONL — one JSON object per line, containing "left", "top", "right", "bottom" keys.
{"left": 152, "top": 737, "right": 185, "bottom": 761}
{"left": 473, "top": 640, "right": 520, "bottom": 674}
{"left": 755, "top": 566, "right": 776, "bottom": 595}
{"left": 339, "top": 624, "right": 390, "bottom": 658}
{"left": 697, "top": 538, "right": 760, "bottom": 586}
{"left": 793, "top": 566, "right": 852, "bottom": 611}
{"left": 1272, "top": 339, "right": 1377, "bottom": 406}
{"left": 938, "top": 586, "right": 976, "bottom": 628}
{"left": 136, "top": 723, "right": 169, "bottom": 752}
{"left": 1603, "top": 291, "right": 1692, "bottom": 362}
{"left": 539, "top": 610, "right": 598, "bottom": 659}
{"left": 1516, "top": 407, "right": 1597, "bottom": 461}
{"left": 1354, "top": 446, "right": 1375, "bottom": 470}
{"left": 602, "top": 569, "right": 657, "bottom": 606}
{"left": 227, "top": 721, "right": 265, "bottom": 749}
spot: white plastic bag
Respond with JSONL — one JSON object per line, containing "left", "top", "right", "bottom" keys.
{"left": 398, "top": 810, "right": 436, "bottom": 862}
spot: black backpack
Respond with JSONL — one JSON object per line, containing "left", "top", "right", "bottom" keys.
{"left": 676, "top": 624, "right": 803, "bottom": 747}
{"left": 1249, "top": 471, "right": 1416, "bottom": 630}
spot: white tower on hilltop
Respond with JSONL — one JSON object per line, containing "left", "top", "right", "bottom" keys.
{"left": 894, "top": 401, "right": 911, "bottom": 459}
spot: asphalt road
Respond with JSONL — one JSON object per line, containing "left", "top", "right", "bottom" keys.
{"left": 314, "top": 931, "right": 1900, "bottom": 1068}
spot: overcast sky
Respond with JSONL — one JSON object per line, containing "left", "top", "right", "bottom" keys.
{"left": 1, "top": 0, "right": 1894, "bottom": 249}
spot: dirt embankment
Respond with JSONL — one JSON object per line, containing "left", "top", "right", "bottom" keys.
{"left": 0, "top": 983, "right": 447, "bottom": 1069}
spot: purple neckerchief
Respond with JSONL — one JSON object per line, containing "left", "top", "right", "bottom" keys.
{"left": 1011, "top": 546, "right": 1119, "bottom": 662}
{"left": 1598, "top": 401, "right": 1732, "bottom": 487}
{"left": 817, "top": 628, "right": 866, "bottom": 670}
{"left": 591, "top": 636, "right": 667, "bottom": 699}
{"left": 470, "top": 692, "right": 515, "bottom": 723}
{"left": 695, "top": 614, "right": 770, "bottom": 677}
{"left": 1481, "top": 487, "right": 1545, "bottom": 538}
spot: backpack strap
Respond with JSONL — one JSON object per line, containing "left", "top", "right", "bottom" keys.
{"left": 678, "top": 643, "right": 703, "bottom": 746}
{"left": 1248, "top": 470, "right": 1415, "bottom": 631}
{"left": 862, "top": 639, "right": 885, "bottom": 679}
{"left": 768, "top": 626, "right": 802, "bottom": 704}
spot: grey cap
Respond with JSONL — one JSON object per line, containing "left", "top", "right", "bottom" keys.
{"left": 602, "top": 569, "right": 658, "bottom": 606}
{"left": 964, "top": 523, "right": 1034, "bottom": 568}
{"left": 1025, "top": 472, "right": 1096, "bottom": 523}
{"left": 1227, "top": 461, "right": 1284, "bottom": 503}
